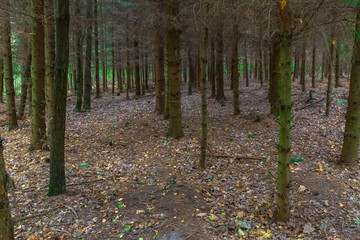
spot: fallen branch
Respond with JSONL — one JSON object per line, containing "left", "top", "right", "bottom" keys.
{"left": 207, "top": 154, "right": 265, "bottom": 160}
{"left": 294, "top": 98, "right": 325, "bottom": 111}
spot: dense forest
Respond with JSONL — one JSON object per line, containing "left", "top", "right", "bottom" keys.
{"left": 0, "top": 0, "right": 359, "bottom": 239}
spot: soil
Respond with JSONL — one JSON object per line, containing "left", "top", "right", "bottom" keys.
{"left": 1, "top": 79, "right": 359, "bottom": 240}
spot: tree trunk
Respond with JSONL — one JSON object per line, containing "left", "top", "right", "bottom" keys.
{"left": 326, "top": 34, "right": 335, "bottom": 116}
{"left": 155, "top": 32, "right": 165, "bottom": 115}
{"left": 339, "top": 5, "right": 360, "bottom": 164}
{"left": 112, "top": 30, "right": 116, "bottom": 95}
{"left": 269, "top": 34, "right": 280, "bottom": 116}
{"left": 244, "top": 40, "right": 249, "bottom": 87}
{"left": 321, "top": 50, "right": 326, "bottom": 81}
{"left": 335, "top": 44, "right": 340, "bottom": 88}
{"left": 18, "top": 43, "right": 32, "bottom": 119}
{"left": 277, "top": 0, "right": 292, "bottom": 222}
{"left": 199, "top": 27, "right": 208, "bottom": 169}
{"left": 292, "top": 53, "right": 299, "bottom": 82}
{"left": 215, "top": 27, "right": 226, "bottom": 101}
{"left": 166, "top": 0, "right": 183, "bottom": 139}
{"left": 48, "top": 0, "right": 69, "bottom": 196}
{"left": 45, "top": 0, "right": 55, "bottom": 137}
{"left": 73, "top": 0, "right": 83, "bottom": 112}
{"left": 311, "top": 39, "right": 316, "bottom": 88}
{"left": 258, "top": 45, "right": 263, "bottom": 87}
{"left": 134, "top": 34, "right": 141, "bottom": 96}
{"left": 187, "top": 45, "right": 194, "bottom": 96}
{"left": 0, "top": 138, "right": 14, "bottom": 240}
{"left": 2, "top": 0, "right": 18, "bottom": 130}
{"left": 94, "top": 0, "right": 100, "bottom": 98}
{"left": 300, "top": 36, "right": 306, "bottom": 92}
{"left": 232, "top": 23, "right": 240, "bottom": 115}
{"left": 83, "top": 0, "right": 93, "bottom": 110}
{"left": 0, "top": 58, "right": 3, "bottom": 103}
{"left": 125, "top": 26, "right": 131, "bottom": 100}
{"left": 210, "top": 37, "right": 216, "bottom": 97}
{"left": 31, "top": 0, "right": 46, "bottom": 148}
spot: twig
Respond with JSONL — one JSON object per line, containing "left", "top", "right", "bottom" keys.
{"left": 64, "top": 205, "right": 79, "bottom": 219}
{"left": 49, "top": 228, "right": 72, "bottom": 235}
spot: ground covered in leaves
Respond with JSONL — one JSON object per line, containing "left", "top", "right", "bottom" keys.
{"left": 1, "top": 80, "right": 360, "bottom": 240}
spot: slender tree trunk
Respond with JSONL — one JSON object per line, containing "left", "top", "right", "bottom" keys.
{"left": 0, "top": 137, "right": 14, "bottom": 239}
{"left": 326, "top": 34, "right": 335, "bottom": 116}
{"left": 112, "top": 30, "right": 116, "bottom": 95}
{"left": 3, "top": 0, "right": 18, "bottom": 130}
{"left": 73, "top": 0, "right": 83, "bottom": 112}
{"left": 31, "top": 0, "right": 46, "bottom": 148}
{"left": 94, "top": 0, "right": 100, "bottom": 98}
{"left": 83, "top": 0, "right": 93, "bottom": 110}
{"left": 269, "top": 34, "right": 280, "bottom": 116}
{"left": 18, "top": 43, "right": 32, "bottom": 119}
{"left": 232, "top": 23, "right": 240, "bottom": 115}
{"left": 292, "top": 53, "right": 299, "bottom": 82}
{"left": 210, "top": 37, "right": 216, "bottom": 97}
{"left": 199, "top": 27, "right": 208, "bottom": 169}
{"left": 155, "top": 32, "right": 165, "bottom": 115}
{"left": 300, "top": 35, "right": 306, "bottom": 92}
{"left": 166, "top": 0, "right": 183, "bottom": 139}
{"left": 187, "top": 45, "right": 194, "bottom": 95}
{"left": 45, "top": 0, "right": 55, "bottom": 137}
{"left": 321, "top": 50, "right": 326, "bottom": 81}
{"left": 339, "top": 5, "right": 360, "bottom": 164}
{"left": 145, "top": 53, "right": 149, "bottom": 89}
{"left": 0, "top": 58, "right": 3, "bottom": 103}
{"left": 277, "top": 0, "right": 292, "bottom": 222}
{"left": 125, "top": 26, "right": 130, "bottom": 100}
{"left": 311, "top": 39, "right": 316, "bottom": 88}
{"left": 335, "top": 44, "right": 340, "bottom": 88}
{"left": 134, "top": 34, "right": 141, "bottom": 96}
{"left": 258, "top": 46, "right": 263, "bottom": 87}
{"left": 244, "top": 40, "right": 249, "bottom": 87}
{"left": 48, "top": 0, "right": 69, "bottom": 197}
{"left": 216, "top": 26, "right": 226, "bottom": 101}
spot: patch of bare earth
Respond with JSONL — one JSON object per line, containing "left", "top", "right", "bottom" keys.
{"left": 1, "top": 79, "right": 359, "bottom": 239}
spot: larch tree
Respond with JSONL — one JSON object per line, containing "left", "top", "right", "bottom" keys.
{"left": 31, "top": 0, "right": 46, "bottom": 149}
{"left": 48, "top": 0, "right": 70, "bottom": 196}
{"left": 339, "top": 3, "right": 360, "bottom": 165}
{"left": 166, "top": 0, "right": 183, "bottom": 139}
{"left": 94, "top": 0, "right": 101, "bottom": 98}
{"left": 231, "top": 16, "right": 240, "bottom": 115}
{"left": 2, "top": 0, "right": 18, "bottom": 130}
{"left": 155, "top": 31, "right": 165, "bottom": 115}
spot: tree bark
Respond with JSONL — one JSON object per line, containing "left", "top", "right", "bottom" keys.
{"left": 199, "top": 27, "right": 208, "bottom": 169}
{"left": 18, "top": 42, "right": 32, "bottom": 119}
{"left": 73, "top": 0, "right": 83, "bottom": 112}
{"left": 300, "top": 35, "right": 306, "bottom": 92}
{"left": 45, "top": 0, "right": 55, "bottom": 137}
{"left": 326, "top": 33, "right": 335, "bottom": 117}
{"left": 31, "top": 0, "right": 46, "bottom": 148}
{"left": 311, "top": 38, "right": 316, "bottom": 88}
{"left": 215, "top": 26, "right": 226, "bottom": 101}
{"left": 155, "top": 32, "right": 165, "bottom": 115}
{"left": 339, "top": 5, "right": 360, "bottom": 164}
{"left": 232, "top": 23, "right": 240, "bottom": 115}
{"left": 210, "top": 37, "right": 216, "bottom": 97}
{"left": 48, "top": 0, "right": 70, "bottom": 196}
{"left": 2, "top": 0, "right": 18, "bottom": 130}
{"left": 94, "top": 0, "right": 100, "bottom": 98}
{"left": 166, "top": 0, "right": 183, "bottom": 139}
{"left": 269, "top": 34, "right": 280, "bottom": 116}
{"left": 277, "top": 0, "right": 292, "bottom": 222}
{"left": 134, "top": 34, "right": 141, "bottom": 96}
{"left": 83, "top": 0, "right": 93, "bottom": 110}
{"left": 0, "top": 138, "right": 14, "bottom": 239}
{"left": 335, "top": 43, "right": 340, "bottom": 88}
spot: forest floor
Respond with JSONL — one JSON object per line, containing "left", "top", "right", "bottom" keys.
{"left": 1, "top": 79, "right": 360, "bottom": 240}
